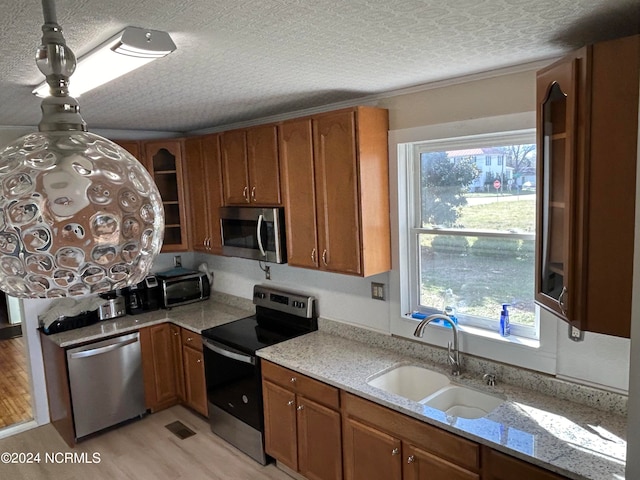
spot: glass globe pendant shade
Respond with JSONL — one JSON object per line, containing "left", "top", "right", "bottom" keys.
{"left": 0, "top": 0, "right": 165, "bottom": 298}
{"left": 0, "top": 132, "right": 164, "bottom": 298}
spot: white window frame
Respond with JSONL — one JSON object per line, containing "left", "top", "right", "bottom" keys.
{"left": 388, "top": 112, "right": 557, "bottom": 374}
{"left": 408, "top": 133, "right": 537, "bottom": 339}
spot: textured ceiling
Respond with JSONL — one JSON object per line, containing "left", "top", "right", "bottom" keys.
{"left": 0, "top": 0, "right": 638, "bottom": 133}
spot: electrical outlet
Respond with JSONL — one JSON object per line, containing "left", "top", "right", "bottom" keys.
{"left": 174, "top": 255, "right": 182, "bottom": 267}
{"left": 371, "top": 282, "right": 385, "bottom": 301}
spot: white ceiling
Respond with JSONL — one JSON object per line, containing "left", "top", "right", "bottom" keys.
{"left": 0, "top": 0, "right": 638, "bottom": 133}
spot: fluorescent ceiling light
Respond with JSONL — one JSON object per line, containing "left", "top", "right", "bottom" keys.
{"left": 33, "top": 26, "right": 176, "bottom": 97}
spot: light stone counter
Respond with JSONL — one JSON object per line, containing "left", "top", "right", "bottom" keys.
{"left": 257, "top": 330, "right": 626, "bottom": 480}
{"left": 41, "top": 293, "right": 254, "bottom": 348}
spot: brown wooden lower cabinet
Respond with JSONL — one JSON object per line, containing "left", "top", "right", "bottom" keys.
{"left": 141, "top": 323, "right": 207, "bottom": 417}
{"left": 181, "top": 328, "right": 207, "bottom": 416}
{"left": 404, "top": 443, "right": 479, "bottom": 480}
{"left": 261, "top": 368, "right": 571, "bottom": 480}
{"left": 263, "top": 361, "right": 342, "bottom": 480}
{"left": 140, "top": 324, "right": 180, "bottom": 412}
{"left": 343, "top": 417, "right": 402, "bottom": 480}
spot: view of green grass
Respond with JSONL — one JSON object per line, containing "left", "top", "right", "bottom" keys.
{"left": 420, "top": 194, "right": 536, "bottom": 327}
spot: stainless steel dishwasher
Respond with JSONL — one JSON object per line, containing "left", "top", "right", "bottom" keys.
{"left": 66, "top": 331, "right": 145, "bottom": 439}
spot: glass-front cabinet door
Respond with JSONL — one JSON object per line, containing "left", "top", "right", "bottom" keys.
{"left": 535, "top": 57, "right": 577, "bottom": 324}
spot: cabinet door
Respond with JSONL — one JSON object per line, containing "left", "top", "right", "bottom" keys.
{"left": 185, "top": 137, "right": 211, "bottom": 253}
{"left": 145, "top": 324, "right": 179, "bottom": 411}
{"left": 482, "top": 447, "right": 568, "bottom": 480}
{"left": 279, "top": 118, "right": 319, "bottom": 268}
{"left": 144, "top": 140, "right": 190, "bottom": 251}
{"left": 185, "top": 135, "right": 224, "bottom": 254}
{"left": 297, "top": 395, "right": 342, "bottom": 480}
{"left": 183, "top": 345, "right": 207, "bottom": 416}
{"left": 535, "top": 57, "right": 578, "bottom": 323}
{"left": 247, "top": 124, "right": 281, "bottom": 205}
{"left": 313, "top": 111, "right": 362, "bottom": 275}
{"left": 404, "top": 443, "right": 478, "bottom": 480}
{"left": 170, "top": 324, "right": 184, "bottom": 403}
{"left": 263, "top": 380, "right": 298, "bottom": 471}
{"left": 221, "top": 129, "right": 250, "bottom": 204}
{"left": 202, "top": 134, "right": 224, "bottom": 253}
{"left": 343, "top": 417, "right": 401, "bottom": 480}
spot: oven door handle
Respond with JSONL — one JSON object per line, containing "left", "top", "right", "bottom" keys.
{"left": 203, "top": 338, "right": 256, "bottom": 365}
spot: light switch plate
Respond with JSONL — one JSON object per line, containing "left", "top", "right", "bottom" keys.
{"left": 371, "top": 282, "right": 385, "bottom": 301}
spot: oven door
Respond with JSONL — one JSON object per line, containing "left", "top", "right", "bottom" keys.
{"left": 202, "top": 337, "right": 263, "bottom": 431}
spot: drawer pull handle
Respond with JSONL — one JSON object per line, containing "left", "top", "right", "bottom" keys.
{"left": 297, "top": 405, "right": 304, "bottom": 411}
{"left": 391, "top": 448, "right": 399, "bottom": 456}
{"left": 196, "top": 359, "right": 201, "bottom": 363}
{"left": 290, "top": 377, "right": 297, "bottom": 383}
{"left": 287, "top": 400, "right": 294, "bottom": 406}
{"left": 407, "top": 455, "right": 415, "bottom": 464}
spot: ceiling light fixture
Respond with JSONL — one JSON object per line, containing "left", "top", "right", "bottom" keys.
{"left": 0, "top": 0, "right": 165, "bottom": 298}
{"left": 33, "top": 25, "right": 176, "bottom": 98}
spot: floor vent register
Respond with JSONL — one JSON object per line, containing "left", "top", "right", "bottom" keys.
{"left": 165, "top": 421, "right": 196, "bottom": 440}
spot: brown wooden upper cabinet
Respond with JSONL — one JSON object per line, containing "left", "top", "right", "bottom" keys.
{"left": 184, "top": 134, "right": 224, "bottom": 254}
{"left": 220, "top": 124, "right": 281, "bottom": 205}
{"left": 280, "top": 107, "right": 391, "bottom": 277}
{"left": 535, "top": 34, "right": 639, "bottom": 338}
{"left": 113, "top": 139, "right": 190, "bottom": 253}
{"left": 143, "top": 140, "right": 190, "bottom": 252}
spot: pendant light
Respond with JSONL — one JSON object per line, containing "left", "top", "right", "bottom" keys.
{"left": 0, "top": 0, "right": 165, "bottom": 298}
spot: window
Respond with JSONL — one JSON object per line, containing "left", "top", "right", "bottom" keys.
{"left": 485, "top": 157, "right": 491, "bottom": 166}
{"left": 407, "top": 132, "right": 537, "bottom": 339}
{"left": 497, "top": 156, "right": 503, "bottom": 166}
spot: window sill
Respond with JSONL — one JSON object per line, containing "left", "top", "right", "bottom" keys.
{"left": 452, "top": 322, "right": 540, "bottom": 349}
{"left": 390, "top": 312, "right": 557, "bottom": 374}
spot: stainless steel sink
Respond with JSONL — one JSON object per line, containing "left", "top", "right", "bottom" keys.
{"left": 421, "top": 384, "right": 505, "bottom": 419}
{"left": 366, "top": 365, "right": 451, "bottom": 401}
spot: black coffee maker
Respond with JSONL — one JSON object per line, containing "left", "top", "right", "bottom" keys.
{"left": 122, "top": 275, "right": 160, "bottom": 315}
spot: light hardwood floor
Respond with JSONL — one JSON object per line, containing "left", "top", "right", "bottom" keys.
{"left": 0, "top": 405, "right": 294, "bottom": 480}
{"left": 0, "top": 336, "right": 32, "bottom": 428}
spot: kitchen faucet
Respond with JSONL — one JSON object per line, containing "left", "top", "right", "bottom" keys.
{"left": 413, "top": 314, "right": 461, "bottom": 376}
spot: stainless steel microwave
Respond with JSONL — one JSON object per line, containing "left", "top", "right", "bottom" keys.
{"left": 156, "top": 269, "right": 210, "bottom": 308}
{"left": 220, "top": 207, "right": 286, "bottom": 264}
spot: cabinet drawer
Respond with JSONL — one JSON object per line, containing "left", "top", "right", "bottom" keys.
{"left": 262, "top": 361, "right": 339, "bottom": 410}
{"left": 481, "top": 447, "right": 569, "bottom": 480}
{"left": 342, "top": 392, "right": 479, "bottom": 472}
{"left": 180, "top": 328, "right": 202, "bottom": 351}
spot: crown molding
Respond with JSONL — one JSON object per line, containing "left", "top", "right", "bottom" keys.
{"left": 188, "top": 57, "right": 559, "bottom": 136}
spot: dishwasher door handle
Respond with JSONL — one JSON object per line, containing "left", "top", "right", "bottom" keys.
{"left": 69, "top": 336, "right": 139, "bottom": 359}
{"left": 203, "top": 338, "right": 256, "bottom": 365}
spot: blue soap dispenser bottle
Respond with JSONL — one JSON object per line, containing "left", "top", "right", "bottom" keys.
{"left": 500, "top": 303, "right": 511, "bottom": 337}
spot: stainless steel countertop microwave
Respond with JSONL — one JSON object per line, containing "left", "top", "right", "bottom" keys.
{"left": 220, "top": 206, "right": 286, "bottom": 264}
{"left": 156, "top": 269, "right": 210, "bottom": 308}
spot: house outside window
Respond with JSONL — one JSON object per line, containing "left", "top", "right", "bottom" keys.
{"left": 408, "top": 135, "right": 537, "bottom": 339}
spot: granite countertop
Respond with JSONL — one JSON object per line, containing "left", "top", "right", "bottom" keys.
{"left": 257, "top": 331, "right": 626, "bottom": 480}
{"left": 41, "top": 296, "right": 254, "bottom": 348}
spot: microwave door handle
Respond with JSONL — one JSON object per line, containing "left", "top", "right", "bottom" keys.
{"left": 257, "top": 214, "right": 267, "bottom": 258}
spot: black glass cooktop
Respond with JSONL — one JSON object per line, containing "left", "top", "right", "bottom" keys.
{"left": 202, "top": 309, "right": 317, "bottom": 355}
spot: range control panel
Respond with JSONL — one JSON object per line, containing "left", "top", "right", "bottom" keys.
{"left": 253, "top": 285, "right": 316, "bottom": 319}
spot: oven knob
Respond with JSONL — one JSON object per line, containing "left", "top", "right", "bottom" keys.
{"left": 298, "top": 301, "right": 305, "bottom": 309}
{"left": 254, "top": 292, "right": 266, "bottom": 299}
